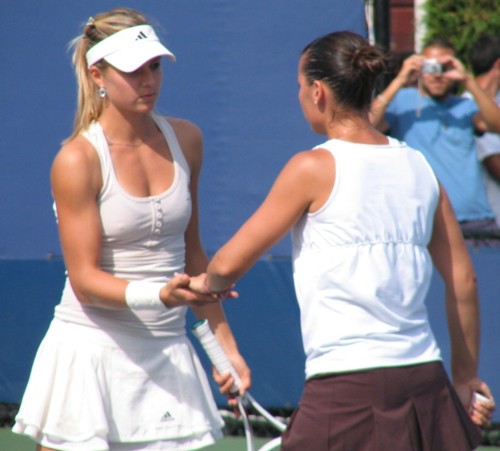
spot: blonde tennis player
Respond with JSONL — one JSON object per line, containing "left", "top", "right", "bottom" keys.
{"left": 13, "top": 7, "right": 250, "bottom": 451}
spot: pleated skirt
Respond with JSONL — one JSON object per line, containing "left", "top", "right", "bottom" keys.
{"left": 281, "top": 361, "right": 482, "bottom": 451}
{"left": 12, "top": 318, "right": 224, "bottom": 450}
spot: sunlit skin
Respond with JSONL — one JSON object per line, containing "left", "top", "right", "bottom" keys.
{"left": 49, "top": 50, "right": 250, "bottom": 414}
{"left": 91, "top": 57, "right": 163, "bottom": 116}
{"left": 190, "top": 45, "right": 497, "bottom": 432}
{"left": 87, "top": 58, "right": 173, "bottom": 200}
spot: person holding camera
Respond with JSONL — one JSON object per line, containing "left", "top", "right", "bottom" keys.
{"left": 467, "top": 34, "right": 500, "bottom": 228}
{"left": 371, "top": 37, "right": 500, "bottom": 239}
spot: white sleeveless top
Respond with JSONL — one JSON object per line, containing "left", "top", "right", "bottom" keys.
{"left": 291, "top": 137, "right": 442, "bottom": 379}
{"left": 54, "top": 114, "right": 192, "bottom": 337}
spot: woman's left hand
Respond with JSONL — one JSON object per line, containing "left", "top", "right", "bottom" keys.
{"left": 454, "top": 379, "right": 496, "bottom": 427}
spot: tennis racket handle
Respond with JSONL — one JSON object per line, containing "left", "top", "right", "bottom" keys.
{"left": 192, "top": 319, "right": 242, "bottom": 393}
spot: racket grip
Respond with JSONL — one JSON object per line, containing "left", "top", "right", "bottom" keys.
{"left": 192, "top": 319, "right": 242, "bottom": 393}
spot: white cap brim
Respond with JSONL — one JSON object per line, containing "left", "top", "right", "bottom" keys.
{"left": 105, "top": 40, "right": 175, "bottom": 72}
{"left": 86, "top": 24, "right": 175, "bottom": 73}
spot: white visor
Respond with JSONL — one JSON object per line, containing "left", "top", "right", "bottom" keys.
{"left": 86, "top": 24, "right": 175, "bottom": 72}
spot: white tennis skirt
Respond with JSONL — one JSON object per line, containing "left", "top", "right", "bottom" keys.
{"left": 12, "top": 318, "right": 224, "bottom": 450}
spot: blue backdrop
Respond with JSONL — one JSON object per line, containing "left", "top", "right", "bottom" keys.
{"left": 0, "top": 0, "right": 366, "bottom": 259}
{"left": 1, "top": 0, "right": 499, "bottom": 423}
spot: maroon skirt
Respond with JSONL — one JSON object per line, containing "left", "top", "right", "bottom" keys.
{"left": 281, "top": 361, "right": 482, "bottom": 451}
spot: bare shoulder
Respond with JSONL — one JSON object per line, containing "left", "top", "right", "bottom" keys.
{"left": 281, "top": 149, "right": 335, "bottom": 212}
{"left": 167, "top": 116, "right": 201, "bottom": 133}
{"left": 52, "top": 135, "right": 98, "bottom": 170}
{"left": 165, "top": 117, "right": 203, "bottom": 168}
{"left": 166, "top": 117, "right": 202, "bottom": 146}
{"left": 285, "top": 148, "right": 334, "bottom": 179}
{"left": 51, "top": 135, "right": 101, "bottom": 194}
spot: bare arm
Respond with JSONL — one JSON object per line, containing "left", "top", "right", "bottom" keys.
{"left": 203, "top": 149, "right": 334, "bottom": 292}
{"left": 483, "top": 154, "right": 500, "bottom": 181}
{"left": 370, "top": 54, "right": 423, "bottom": 130}
{"left": 476, "top": 127, "right": 500, "bottom": 180}
{"left": 52, "top": 137, "right": 130, "bottom": 308}
{"left": 439, "top": 55, "right": 500, "bottom": 133}
{"left": 468, "top": 78, "right": 500, "bottom": 133}
{"left": 52, "top": 133, "right": 222, "bottom": 310}
{"left": 170, "top": 118, "right": 251, "bottom": 395}
{"left": 428, "top": 185, "right": 495, "bottom": 425}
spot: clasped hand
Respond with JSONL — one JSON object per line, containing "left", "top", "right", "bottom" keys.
{"left": 160, "top": 272, "right": 238, "bottom": 308}
{"left": 167, "top": 273, "right": 248, "bottom": 404}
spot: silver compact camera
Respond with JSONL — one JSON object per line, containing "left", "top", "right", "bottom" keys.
{"left": 421, "top": 59, "right": 443, "bottom": 75}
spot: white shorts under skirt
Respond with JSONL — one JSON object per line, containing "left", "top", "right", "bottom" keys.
{"left": 12, "top": 318, "right": 224, "bottom": 450}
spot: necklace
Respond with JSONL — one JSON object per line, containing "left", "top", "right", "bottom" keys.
{"left": 104, "top": 133, "right": 145, "bottom": 148}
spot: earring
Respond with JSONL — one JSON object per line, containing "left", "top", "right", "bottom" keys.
{"left": 98, "top": 87, "right": 107, "bottom": 98}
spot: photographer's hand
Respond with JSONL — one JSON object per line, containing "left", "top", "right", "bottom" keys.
{"left": 438, "top": 54, "right": 468, "bottom": 82}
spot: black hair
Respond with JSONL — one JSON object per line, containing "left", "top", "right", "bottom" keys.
{"left": 469, "top": 33, "right": 500, "bottom": 76}
{"left": 422, "top": 36, "right": 456, "bottom": 53}
{"left": 301, "top": 31, "right": 387, "bottom": 111}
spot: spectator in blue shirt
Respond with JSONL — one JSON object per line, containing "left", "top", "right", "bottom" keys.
{"left": 371, "top": 37, "right": 500, "bottom": 239}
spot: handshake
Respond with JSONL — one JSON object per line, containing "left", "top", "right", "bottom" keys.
{"left": 125, "top": 273, "right": 237, "bottom": 310}
{"left": 136, "top": 272, "right": 238, "bottom": 310}
{"left": 187, "top": 272, "right": 236, "bottom": 300}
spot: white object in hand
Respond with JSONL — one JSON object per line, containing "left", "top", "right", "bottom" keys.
{"left": 191, "top": 319, "right": 241, "bottom": 393}
{"left": 470, "top": 392, "right": 494, "bottom": 413}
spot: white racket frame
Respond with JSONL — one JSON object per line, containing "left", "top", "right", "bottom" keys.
{"left": 192, "top": 319, "right": 287, "bottom": 451}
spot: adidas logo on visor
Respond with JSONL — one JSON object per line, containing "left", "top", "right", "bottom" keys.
{"left": 86, "top": 24, "right": 176, "bottom": 70}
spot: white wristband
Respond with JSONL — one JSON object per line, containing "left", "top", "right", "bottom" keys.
{"left": 125, "top": 281, "right": 165, "bottom": 310}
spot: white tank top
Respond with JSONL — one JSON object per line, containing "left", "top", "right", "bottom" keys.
{"left": 291, "top": 137, "right": 442, "bottom": 379}
{"left": 54, "top": 114, "right": 192, "bottom": 337}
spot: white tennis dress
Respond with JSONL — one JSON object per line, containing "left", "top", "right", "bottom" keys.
{"left": 12, "top": 114, "right": 224, "bottom": 450}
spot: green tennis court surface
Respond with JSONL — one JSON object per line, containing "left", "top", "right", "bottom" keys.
{"left": 1, "top": 428, "right": 499, "bottom": 450}
{"left": 0, "top": 429, "right": 272, "bottom": 450}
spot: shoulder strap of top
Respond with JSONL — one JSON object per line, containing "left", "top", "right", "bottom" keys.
{"left": 82, "top": 122, "right": 112, "bottom": 193}
{"left": 81, "top": 116, "right": 191, "bottom": 196}
{"left": 152, "top": 114, "right": 190, "bottom": 174}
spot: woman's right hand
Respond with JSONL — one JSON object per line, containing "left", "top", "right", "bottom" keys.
{"left": 188, "top": 273, "right": 238, "bottom": 300}
{"left": 160, "top": 273, "right": 229, "bottom": 307}
{"left": 397, "top": 53, "right": 424, "bottom": 86}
